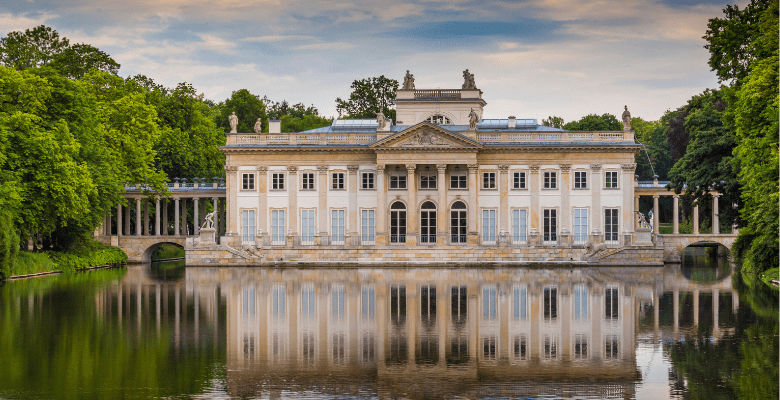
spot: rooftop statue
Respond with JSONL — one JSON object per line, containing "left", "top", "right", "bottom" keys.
{"left": 376, "top": 111, "right": 386, "bottom": 129}
{"left": 229, "top": 112, "right": 238, "bottom": 133}
{"left": 462, "top": 69, "right": 476, "bottom": 89}
{"left": 254, "top": 118, "right": 262, "bottom": 134}
{"left": 622, "top": 105, "right": 632, "bottom": 131}
{"left": 468, "top": 108, "right": 479, "bottom": 130}
{"left": 402, "top": 70, "right": 415, "bottom": 90}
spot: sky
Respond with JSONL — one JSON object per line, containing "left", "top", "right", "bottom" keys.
{"left": 0, "top": 0, "right": 745, "bottom": 123}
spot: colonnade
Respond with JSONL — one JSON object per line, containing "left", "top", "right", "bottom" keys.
{"left": 651, "top": 288, "right": 738, "bottom": 341}
{"left": 104, "top": 196, "right": 226, "bottom": 237}
{"left": 635, "top": 192, "right": 722, "bottom": 235}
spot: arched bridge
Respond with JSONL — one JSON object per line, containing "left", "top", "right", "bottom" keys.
{"left": 659, "top": 234, "right": 737, "bottom": 263}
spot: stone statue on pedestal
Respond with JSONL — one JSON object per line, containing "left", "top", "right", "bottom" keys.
{"left": 402, "top": 70, "right": 415, "bottom": 90}
{"left": 468, "top": 108, "right": 479, "bottom": 130}
{"left": 229, "top": 112, "right": 238, "bottom": 133}
{"left": 253, "top": 118, "right": 262, "bottom": 134}
{"left": 622, "top": 105, "right": 632, "bottom": 131}
{"left": 376, "top": 111, "right": 386, "bottom": 129}
{"left": 202, "top": 212, "right": 215, "bottom": 229}
{"left": 462, "top": 69, "right": 476, "bottom": 89}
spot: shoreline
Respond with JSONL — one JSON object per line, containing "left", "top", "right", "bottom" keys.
{"left": 3, "top": 262, "right": 127, "bottom": 281}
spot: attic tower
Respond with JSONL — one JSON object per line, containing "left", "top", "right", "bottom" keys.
{"left": 394, "top": 74, "right": 487, "bottom": 126}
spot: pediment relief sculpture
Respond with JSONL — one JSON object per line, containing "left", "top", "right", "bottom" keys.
{"left": 398, "top": 130, "right": 453, "bottom": 147}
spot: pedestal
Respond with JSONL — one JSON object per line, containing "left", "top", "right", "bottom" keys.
{"left": 198, "top": 228, "right": 216, "bottom": 245}
{"left": 634, "top": 228, "right": 653, "bottom": 246}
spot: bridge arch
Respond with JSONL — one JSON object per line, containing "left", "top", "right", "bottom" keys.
{"left": 143, "top": 241, "right": 186, "bottom": 263}
{"left": 661, "top": 234, "right": 737, "bottom": 263}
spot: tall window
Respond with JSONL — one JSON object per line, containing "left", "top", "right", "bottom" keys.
{"left": 451, "top": 286, "right": 467, "bottom": 325}
{"left": 513, "top": 335, "right": 527, "bottom": 359}
{"left": 420, "top": 201, "right": 437, "bottom": 244}
{"left": 361, "top": 172, "right": 374, "bottom": 189}
{"left": 450, "top": 173, "right": 467, "bottom": 189}
{"left": 361, "top": 210, "right": 375, "bottom": 243}
{"left": 361, "top": 286, "right": 375, "bottom": 320}
{"left": 574, "top": 334, "right": 588, "bottom": 359}
{"left": 482, "top": 172, "right": 496, "bottom": 189}
{"left": 241, "top": 210, "right": 255, "bottom": 242}
{"left": 271, "top": 173, "right": 285, "bottom": 190}
{"left": 513, "top": 172, "right": 526, "bottom": 189}
{"left": 574, "top": 171, "right": 587, "bottom": 189}
{"left": 605, "top": 335, "right": 619, "bottom": 358}
{"left": 332, "top": 285, "right": 346, "bottom": 319}
{"left": 390, "top": 174, "right": 406, "bottom": 189}
{"left": 512, "top": 209, "right": 527, "bottom": 243}
{"left": 390, "top": 202, "right": 406, "bottom": 243}
{"left": 513, "top": 286, "right": 527, "bottom": 320}
{"left": 332, "top": 172, "right": 345, "bottom": 190}
{"left": 482, "top": 209, "right": 497, "bottom": 243}
{"left": 301, "top": 285, "right": 316, "bottom": 320}
{"left": 605, "top": 287, "right": 619, "bottom": 320}
{"left": 605, "top": 208, "right": 619, "bottom": 242}
{"left": 543, "top": 171, "right": 557, "bottom": 189}
{"left": 331, "top": 210, "right": 345, "bottom": 242}
{"left": 574, "top": 209, "right": 588, "bottom": 244}
{"left": 420, "top": 172, "right": 437, "bottom": 189}
{"left": 242, "top": 173, "right": 255, "bottom": 190}
{"left": 301, "top": 172, "right": 315, "bottom": 190}
{"left": 543, "top": 286, "right": 557, "bottom": 321}
{"left": 420, "top": 285, "right": 437, "bottom": 325}
{"left": 573, "top": 286, "right": 588, "bottom": 321}
{"left": 543, "top": 209, "right": 557, "bottom": 242}
{"left": 390, "top": 285, "right": 406, "bottom": 325}
{"left": 450, "top": 201, "right": 467, "bottom": 243}
{"left": 482, "top": 287, "right": 497, "bottom": 320}
{"left": 544, "top": 335, "right": 558, "bottom": 359}
{"left": 605, "top": 171, "right": 619, "bottom": 188}
{"left": 271, "top": 210, "right": 285, "bottom": 243}
{"left": 301, "top": 209, "right": 316, "bottom": 244}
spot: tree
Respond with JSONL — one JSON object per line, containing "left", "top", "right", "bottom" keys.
{"left": 542, "top": 116, "right": 564, "bottom": 128}
{"left": 49, "top": 43, "right": 120, "bottom": 79}
{"left": 280, "top": 114, "right": 333, "bottom": 133}
{"left": 563, "top": 113, "right": 622, "bottom": 131}
{"left": 216, "top": 89, "right": 266, "bottom": 133}
{"left": 335, "top": 76, "right": 398, "bottom": 122}
{"left": 632, "top": 117, "right": 672, "bottom": 181}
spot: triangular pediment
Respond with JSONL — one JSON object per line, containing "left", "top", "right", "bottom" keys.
{"left": 370, "top": 122, "right": 483, "bottom": 150}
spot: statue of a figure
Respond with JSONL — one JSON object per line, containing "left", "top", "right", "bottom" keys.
{"left": 376, "top": 111, "right": 386, "bottom": 129}
{"left": 229, "top": 112, "right": 238, "bottom": 133}
{"left": 462, "top": 69, "right": 476, "bottom": 89}
{"left": 647, "top": 210, "right": 654, "bottom": 230}
{"left": 201, "top": 212, "right": 215, "bottom": 229}
{"left": 253, "top": 118, "right": 262, "bottom": 134}
{"left": 402, "top": 70, "right": 415, "bottom": 90}
{"left": 622, "top": 105, "right": 632, "bottom": 131}
{"left": 635, "top": 211, "right": 650, "bottom": 229}
{"left": 468, "top": 108, "right": 479, "bottom": 130}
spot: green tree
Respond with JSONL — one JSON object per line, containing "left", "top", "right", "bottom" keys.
{"left": 335, "top": 75, "right": 398, "bottom": 122}
{"left": 263, "top": 97, "right": 332, "bottom": 132}
{"left": 279, "top": 114, "right": 333, "bottom": 133}
{"left": 216, "top": 89, "right": 266, "bottom": 133}
{"left": 49, "top": 43, "right": 120, "bottom": 79}
{"left": 563, "top": 113, "right": 622, "bottom": 131}
{"left": 632, "top": 117, "right": 673, "bottom": 181}
{"left": 542, "top": 116, "right": 564, "bottom": 128}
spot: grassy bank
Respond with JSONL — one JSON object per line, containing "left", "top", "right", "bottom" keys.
{"left": 1, "top": 240, "right": 127, "bottom": 280}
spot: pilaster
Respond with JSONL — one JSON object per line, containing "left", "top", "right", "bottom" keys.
{"left": 590, "top": 164, "right": 602, "bottom": 236}
{"left": 288, "top": 165, "right": 298, "bottom": 235}
{"left": 406, "top": 164, "right": 417, "bottom": 246}
{"left": 621, "top": 164, "right": 636, "bottom": 234}
{"left": 467, "top": 163, "right": 479, "bottom": 245}
{"left": 499, "top": 164, "right": 510, "bottom": 234}
{"left": 318, "top": 165, "right": 328, "bottom": 236}
{"left": 225, "top": 165, "right": 239, "bottom": 236}
{"left": 258, "top": 166, "right": 268, "bottom": 236}
{"left": 348, "top": 165, "right": 359, "bottom": 236}
{"left": 529, "top": 164, "right": 540, "bottom": 232}
{"left": 560, "top": 164, "right": 571, "bottom": 234}
{"left": 376, "top": 164, "right": 388, "bottom": 245}
{"left": 436, "top": 164, "right": 448, "bottom": 244}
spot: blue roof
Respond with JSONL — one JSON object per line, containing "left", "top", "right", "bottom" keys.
{"left": 302, "top": 120, "right": 564, "bottom": 134}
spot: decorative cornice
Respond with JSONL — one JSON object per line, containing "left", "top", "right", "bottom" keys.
{"left": 317, "top": 165, "right": 329, "bottom": 174}
{"left": 590, "top": 164, "right": 602, "bottom": 171}
{"left": 467, "top": 163, "right": 479, "bottom": 173}
{"left": 287, "top": 165, "right": 298, "bottom": 174}
{"left": 224, "top": 166, "right": 238, "bottom": 173}
{"left": 529, "top": 165, "right": 540, "bottom": 173}
{"left": 347, "top": 165, "right": 360, "bottom": 173}
{"left": 498, "top": 164, "right": 510, "bottom": 172}
{"left": 621, "top": 163, "right": 637, "bottom": 172}
{"left": 559, "top": 164, "right": 571, "bottom": 173}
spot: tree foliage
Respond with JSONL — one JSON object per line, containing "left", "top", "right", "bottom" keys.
{"left": 632, "top": 117, "right": 673, "bottom": 181}
{"left": 542, "top": 116, "right": 565, "bottom": 128}
{"left": 216, "top": 89, "right": 266, "bottom": 134}
{"left": 563, "top": 113, "right": 622, "bottom": 131}
{"left": 264, "top": 97, "right": 332, "bottom": 132}
{"left": 335, "top": 75, "right": 398, "bottom": 122}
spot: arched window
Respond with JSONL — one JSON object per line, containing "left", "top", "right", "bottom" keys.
{"left": 390, "top": 202, "right": 406, "bottom": 243}
{"left": 420, "top": 201, "right": 437, "bottom": 244}
{"left": 426, "top": 114, "right": 451, "bottom": 125}
{"left": 451, "top": 201, "right": 467, "bottom": 243}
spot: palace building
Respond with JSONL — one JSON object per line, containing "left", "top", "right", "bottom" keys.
{"left": 210, "top": 71, "right": 648, "bottom": 264}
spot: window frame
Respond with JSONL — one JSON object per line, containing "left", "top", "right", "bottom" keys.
{"left": 511, "top": 208, "right": 528, "bottom": 244}
{"left": 450, "top": 173, "right": 467, "bottom": 190}
{"left": 331, "top": 172, "right": 345, "bottom": 190}
{"left": 604, "top": 170, "right": 619, "bottom": 189}
{"left": 482, "top": 171, "right": 497, "bottom": 190}
{"left": 543, "top": 208, "right": 558, "bottom": 243}
{"left": 389, "top": 173, "right": 407, "bottom": 190}
{"left": 542, "top": 171, "right": 558, "bottom": 190}
{"left": 241, "top": 173, "right": 255, "bottom": 191}
{"left": 361, "top": 171, "right": 375, "bottom": 190}
{"left": 511, "top": 170, "right": 527, "bottom": 190}
{"left": 419, "top": 172, "right": 437, "bottom": 190}
{"left": 240, "top": 208, "right": 256, "bottom": 242}
{"left": 271, "top": 172, "right": 286, "bottom": 191}
{"left": 573, "top": 170, "right": 588, "bottom": 190}
{"left": 301, "top": 172, "right": 315, "bottom": 190}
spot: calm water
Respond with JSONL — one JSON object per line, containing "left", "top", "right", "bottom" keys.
{"left": 0, "top": 254, "right": 777, "bottom": 399}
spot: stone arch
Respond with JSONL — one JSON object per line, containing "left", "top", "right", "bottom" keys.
{"left": 143, "top": 241, "right": 185, "bottom": 262}
{"left": 419, "top": 111, "right": 459, "bottom": 125}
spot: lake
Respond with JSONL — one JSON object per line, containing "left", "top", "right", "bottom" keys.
{"left": 0, "top": 253, "right": 777, "bottom": 399}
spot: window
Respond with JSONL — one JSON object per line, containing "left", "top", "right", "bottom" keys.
{"left": 605, "top": 171, "right": 619, "bottom": 188}
{"left": 271, "top": 210, "right": 285, "bottom": 244}
{"left": 574, "top": 171, "right": 587, "bottom": 189}
{"left": 361, "top": 172, "right": 374, "bottom": 190}
{"left": 544, "top": 335, "right": 558, "bottom": 359}
{"left": 512, "top": 209, "right": 527, "bottom": 243}
{"left": 420, "top": 201, "right": 437, "bottom": 244}
{"left": 390, "top": 285, "right": 406, "bottom": 325}
{"left": 512, "top": 172, "right": 526, "bottom": 189}
{"left": 361, "top": 286, "right": 375, "bottom": 320}
{"left": 361, "top": 210, "right": 375, "bottom": 243}
{"left": 332, "top": 172, "right": 345, "bottom": 190}
{"left": 450, "top": 173, "right": 467, "bottom": 189}
{"left": 513, "top": 286, "right": 527, "bottom": 320}
{"left": 242, "top": 173, "right": 255, "bottom": 190}
{"left": 301, "top": 172, "right": 315, "bottom": 190}
{"left": 426, "top": 114, "right": 451, "bottom": 124}
{"left": 482, "top": 287, "right": 497, "bottom": 320}
{"left": 301, "top": 209, "right": 316, "bottom": 244}
{"left": 482, "top": 172, "right": 496, "bottom": 189}
{"left": 271, "top": 173, "right": 285, "bottom": 190}
{"left": 241, "top": 210, "right": 255, "bottom": 242}
{"left": 574, "top": 334, "right": 588, "bottom": 359}
{"left": 605, "top": 287, "right": 619, "bottom": 320}
{"left": 390, "top": 174, "right": 406, "bottom": 189}
{"left": 331, "top": 210, "right": 345, "bottom": 242}
{"left": 513, "top": 335, "right": 527, "bottom": 359}
{"left": 302, "top": 286, "right": 316, "bottom": 319}
{"left": 543, "top": 287, "right": 558, "bottom": 320}
{"left": 420, "top": 172, "right": 437, "bottom": 189}
{"left": 450, "top": 201, "right": 467, "bottom": 243}
{"left": 482, "top": 209, "right": 496, "bottom": 243}
{"left": 605, "top": 335, "right": 619, "bottom": 358}
{"left": 573, "top": 286, "right": 588, "bottom": 320}
{"left": 543, "top": 171, "right": 557, "bottom": 189}
{"left": 605, "top": 208, "right": 619, "bottom": 242}
{"left": 420, "top": 285, "right": 436, "bottom": 324}
{"left": 543, "top": 209, "right": 557, "bottom": 242}
{"left": 451, "top": 286, "right": 467, "bottom": 325}
{"left": 390, "top": 202, "right": 406, "bottom": 243}
{"left": 574, "top": 209, "right": 588, "bottom": 244}
{"left": 483, "top": 335, "right": 497, "bottom": 360}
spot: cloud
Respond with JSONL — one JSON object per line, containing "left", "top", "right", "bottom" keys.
{"left": 240, "top": 35, "right": 317, "bottom": 42}
{"left": 0, "top": 12, "right": 56, "bottom": 33}
{"left": 292, "top": 42, "right": 356, "bottom": 51}
{"left": 196, "top": 33, "right": 238, "bottom": 54}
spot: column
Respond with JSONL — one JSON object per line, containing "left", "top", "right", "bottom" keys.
{"left": 673, "top": 195, "right": 680, "bottom": 234}
{"left": 124, "top": 201, "right": 131, "bottom": 236}
{"left": 135, "top": 198, "right": 141, "bottom": 237}
{"left": 318, "top": 166, "right": 328, "bottom": 237}
{"left": 590, "top": 164, "right": 602, "bottom": 235}
{"left": 193, "top": 197, "right": 200, "bottom": 236}
{"left": 406, "top": 164, "right": 417, "bottom": 246}
{"left": 559, "top": 164, "right": 570, "bottom": 236}
{"left": 181, "top": 198, "right": 188, "bottom": 236}
{"left": 162, "top": 198, "right": 168, "bottom": 236}
{"left": 376, "top": 165, "right": 387, "bottom": 245}
{"left": 212, "top": 197, "right": 220, "bottom": 238}
{"left": 673, "top": 289, "right": 679, "bottom": 337}
{"left": 622, "top": 164, "right": 636, "bottom": 234}
{"left": 348, "top": 165, "right": 359, "bottom": 237}
{"left": 174, "top": 197, "right": 180, "bottom": 236}
{"left": 693, "top": 289, "right": 700, "bottom": 327}
{"left": 105, "top": 214, "right": 112, "bottom": 236}
{"left": 499, "top": 164, "right": 511, "bottom": 235}
{"left": 436, "top": 164, "right": 448, "bottom": 244}
{"left": 712, "top": 289, "right": 720, "bottom": 340}
{"left": 693, "top": 204, "right": 699, "bottom": 235}
{"left": 117, "top": 204, "right": 122, "bottom": 237}
{"left": 225, "top": 166, "right": 239, "bottom": 236}
{"left": 653, "top": 195, "right": 660, "bottom": 234}
{"left": 529, "top": 164, "right": 540, "bottom": 232}
{"left": 712, "top": 195, "right": 720, "bottom": 234}
{"left": 467, "top": 164, "right": 479, "bottom": 244}
{"left": 155, "top": 199, "right": 161, "bottom": 236}
{"left": 144, "top": 198, "right": 150, "bottom": 236}
{"left": 634, "top": 195, "right": 640, "bottom": 230}
{"left": 288, "top": 165, "right": 298, "bottom": 235}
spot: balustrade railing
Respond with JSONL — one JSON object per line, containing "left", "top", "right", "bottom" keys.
{"left": 414, "top": 89, "right": 462, "bottom": 99}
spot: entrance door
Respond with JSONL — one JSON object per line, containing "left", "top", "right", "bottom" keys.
{"left": 390, "top": 201, "right": 406, "bottom": 243}
{"left": 301, "top": 209, "right": 315, "bottom": 244}
{"left": 450, "top": 201, "right": 467, "bottom": 243}
{"left": 420, "top": 201, "right": 437, "bottom": 244}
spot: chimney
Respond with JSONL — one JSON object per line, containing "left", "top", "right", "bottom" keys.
{"left": 269, "top": 119, "right": 281, "bottom": 134}
{"left": 508, "top": 116, "right": 516, "bottom": 128}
